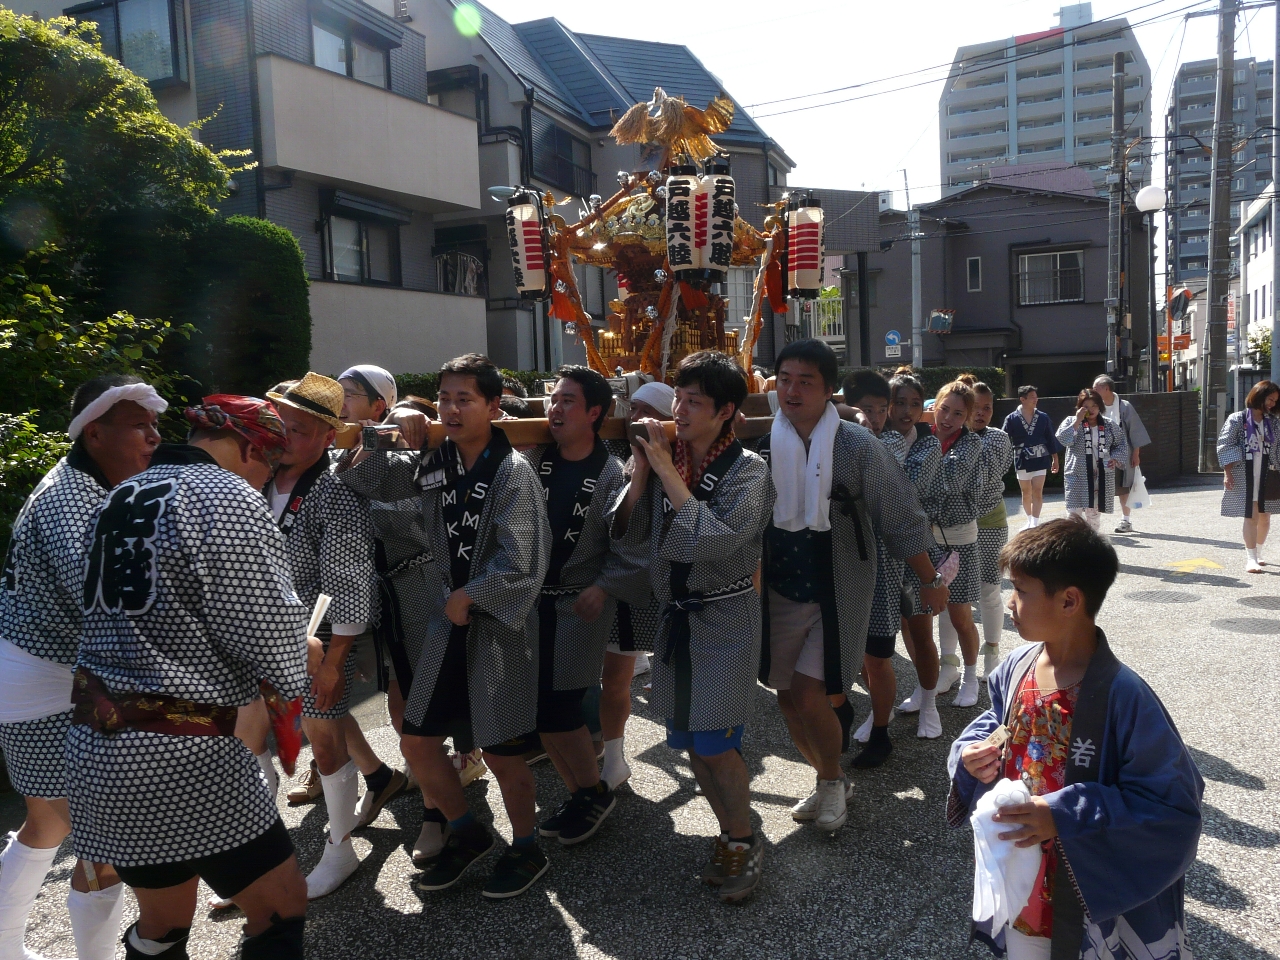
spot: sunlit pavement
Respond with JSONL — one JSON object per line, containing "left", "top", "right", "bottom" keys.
{"left": 9, "top": 478, "right": 1279, "bottom": 959}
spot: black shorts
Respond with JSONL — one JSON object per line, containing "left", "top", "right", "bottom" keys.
{"left": 537, "top": 687, "right": 587, "bottom": 733}
{"left": 406, "top": 625, "right": 470, "bottom": 737}
{"left": 114, "top": 818, "right": 293, "bottom": 900}
{"left": 865, "top": 634, "right": 897, "bottom": 660}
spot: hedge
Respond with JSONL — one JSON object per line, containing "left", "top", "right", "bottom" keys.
{"left": 395, "top": 369, "right": 553, "bottom": 401}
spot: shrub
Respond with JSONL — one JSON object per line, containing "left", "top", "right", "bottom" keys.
{"left": 838, "top": 365, "right": 1006, "bottom": 400}
{"left": 0, "top": 412, "right": 69, "bottom": 541}
{"left": 394, "top": 369, "right": 554, "bottom": 401}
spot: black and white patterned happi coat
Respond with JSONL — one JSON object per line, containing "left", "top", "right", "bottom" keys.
{"left": 898, "top": 429, "right": 945, "bottom": 617}
{"left": 67, "top": 448, "right": 310, "bottom": 866}
{"left": 1216, "top": 411, "right": 1280, "bottom": 518}
{"left": 1056, "top": 416, "right": 1129, "bottom": 513}
{"left": 341, "top": 447, "right": 550, "bottom": 747}
{"left": 758, "top": 422, "right": 934, "bottom": 695}
{"left": 0, "top": 448, "right": 108, "bottom": 798}
{"left": 610, "top": 447, "right": 775, "bottom": 732}
{"left": 974, "top": 427, "right": 1014, "bottom": 519}
{"left": 525, "top": 445, "right": 648, "bottom": 690}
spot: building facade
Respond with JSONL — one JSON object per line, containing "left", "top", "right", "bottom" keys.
{"left": 1164, "top": 57, "right": 1274, "bottom": 286}
{"left": 854, "top": 181, "right": 1151, "bottom": 396}
{"left": 40, "top": 0, "right": 794, "bottom": 374}
{"left": 939, "top": 2, "right": 1150, "bottom": 198}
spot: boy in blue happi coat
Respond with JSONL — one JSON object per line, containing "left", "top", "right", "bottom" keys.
{"left": 947, "top": 518, "right": 1203, "bottom": 960}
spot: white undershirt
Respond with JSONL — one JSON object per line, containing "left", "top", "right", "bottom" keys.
{"left": 267, "top": 485, "right": 290, "bottom": 522}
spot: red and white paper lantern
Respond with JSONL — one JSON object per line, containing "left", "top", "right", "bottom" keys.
{"left": 506, "top": 193, "right": 549, "bottom": 299}
{"left": 786, "top": 194, "right": 823, "bottom": 299}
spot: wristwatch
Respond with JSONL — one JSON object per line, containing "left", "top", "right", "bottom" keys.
{"left": 926, "top": 572, "right": 946, "bottom": 592}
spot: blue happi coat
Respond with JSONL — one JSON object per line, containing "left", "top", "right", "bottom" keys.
{"left": 947, "top": 639, "right": 1203, "bottom": 959}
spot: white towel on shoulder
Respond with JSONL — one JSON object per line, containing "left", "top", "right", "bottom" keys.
{"left": 771, "top": 403, "right": 840, "bottom": 532}
{"left": 971, "top": 778, "right": 1043, "bottom": 934}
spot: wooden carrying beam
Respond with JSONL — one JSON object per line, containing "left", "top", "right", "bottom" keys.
{"left": 334, "top": 417, "right": 776, "bottom": 450}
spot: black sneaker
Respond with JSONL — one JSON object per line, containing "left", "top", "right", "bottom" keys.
{"left": 416, "top": 824, "right": 495, "bottom": 891}
{"left": 557, "top": 787, "right": 616, "bottom": 846}
{"left": 537, "top": 800, "right": 574, "bottom": 838}
{"left": 481, "top": 844, "right": 549, "bottom": 899}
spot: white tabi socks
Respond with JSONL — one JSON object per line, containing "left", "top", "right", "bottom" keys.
{"left": 1246, "top": 547, "right": 1263, "bottom": 574}
{"left": 916, "top": 687, "right": 942, "bottom": 739}
{"left": 954, "top": 663, "right": 980, "bottom": 708}
{"left": 936, "top": 611, "right": 961, "bottom": 693}
{"left": 0, "top": 832, "right": 65, "bottom": 960}
{"left": 306, "top": 761, "right": 361, "bottom": 900}
{"left": 979, "top": 582, "right": 1003, "bottom": 680}
{"left": 256, "top": 750, "right": 279, "bottom": 800}
{"left": 601, "top": 738, "right": 631, "bottom": 791}
{"left": 853, "top": 707, "right": 892, "bottom": 743}
{"left": 67, "top": 882, "right": 126, "bottom": 960}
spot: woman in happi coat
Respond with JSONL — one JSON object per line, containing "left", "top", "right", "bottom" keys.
{"left": 1216, "top": 379, "right": 1280, "bottom": 573}
{"left": 1001, "top": 385, "right": 1059, "bottom": 528}
{"left": 1055, "top": 388, "right": 1129, "bottom": 532}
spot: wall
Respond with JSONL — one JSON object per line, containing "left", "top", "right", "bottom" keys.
{"left": 993, "top": 391, "right": 1201, "bottom": 484}
{"left": 309, "top": 282, "right": 486, "bottom": 374}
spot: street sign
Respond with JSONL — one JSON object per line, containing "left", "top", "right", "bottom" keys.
{"left": 885, "top": 330, "right": 901, "bottom": 346}
{"left": 885, "top": 344, "right": 901, "bottom": 358}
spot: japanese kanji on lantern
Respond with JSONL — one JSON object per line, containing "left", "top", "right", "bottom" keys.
{"left": 786, "top": 193, "right": 824, "bottom": 299}
{"left": 703, "top": 160, "right": 734, "bottom": 283}
{"left": 506, "top": 191, "right": 550, "bottom": 299}
{"left": 664, "top": 165, "right": 700, "bottom": 280}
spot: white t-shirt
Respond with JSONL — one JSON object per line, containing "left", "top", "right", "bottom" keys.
{"left": 267, "top": 484, "right": 290, "bottom": 523}
{"left": 1105, "top": 400, "right": 1119, "bottom": 426}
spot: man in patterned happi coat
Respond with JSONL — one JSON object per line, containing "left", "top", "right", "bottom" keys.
{"left": 0, "top": 375, "right": 166, "bottom": 960}
{"left": 343, "top": 353, "right": 552, "bottom": 900}
{"left": 525, "top": 366, "right": 644, "bottom": 847}
{"left": 264, "top": 373, "right": 378, "bottom": 900}
{"left": 65, "top": 395, "right": 313, "bottom": 959}
{"left": 612, "top": 351, "right": 775, "bottom": 904}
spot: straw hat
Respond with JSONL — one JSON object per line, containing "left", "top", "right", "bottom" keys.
{"left": 268, "top": 372, "right": 352, "bottom": 434}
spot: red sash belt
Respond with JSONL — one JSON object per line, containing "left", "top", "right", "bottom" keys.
{"left": 71, "top": 668, "right": 237, "bottom": 737}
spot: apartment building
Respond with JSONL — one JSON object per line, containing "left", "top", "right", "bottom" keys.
{"left": 939, "top": 2, "right": 1151, "bottom": 198}
{"left": 39, "top": 0, "right": 793, "bottom": 373}
{"left": 1164, "top": 57, "right": 1274, "bottom": 286}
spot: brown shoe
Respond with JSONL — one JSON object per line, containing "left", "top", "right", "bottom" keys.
{"left": 355, "top": 768, "right": 409, "bottom": 828}
{"left": 287, "top": 759, "right": 323, "bottom": 805}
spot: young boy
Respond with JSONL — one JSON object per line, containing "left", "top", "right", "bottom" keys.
{"left": 948, "top": 519, "right": 1202, "bottom": 960}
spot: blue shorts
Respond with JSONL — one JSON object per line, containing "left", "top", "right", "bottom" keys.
{"left": 665, "top": 722, "right": 744, "bottom": 757}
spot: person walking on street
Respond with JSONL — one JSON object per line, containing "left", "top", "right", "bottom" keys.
{"left": 1216, "top": 380, "right": 1280, "bottom": 573}
{"left": 1055, "top": 389, "right": 1129, "bottom": 533}
{"left": 1001, "top": 387, "right": 1059, "bottom": 529}
{"left": 1092, "top": 376, "right": 1150, "bottom": 534}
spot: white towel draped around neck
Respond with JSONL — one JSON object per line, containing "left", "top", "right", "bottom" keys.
{"left": 770, "top": 402, "right": 840, "bottom": 532}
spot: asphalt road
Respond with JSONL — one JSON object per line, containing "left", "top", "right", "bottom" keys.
{"left": 7, "top": 478, "right": 1279, "bottom": 959}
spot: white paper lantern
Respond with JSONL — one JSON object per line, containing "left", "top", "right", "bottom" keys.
{"left": 703, "top": 163, "right": 735, "bottom": 283}
{"left": 506, "top": 193, "right": 549, "bottom": 299}
{"left": 665, "top": 165, "right": 701, "bottom": 280}
{"left": 787, "top": 195, "right": 823, "bottom": 299}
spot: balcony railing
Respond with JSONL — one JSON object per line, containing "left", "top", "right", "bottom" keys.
{"left": 803, "top": 298, "right": 845, "bottom": 340}
{"left": 1017, "top": 268, "right": 1083, "bottom": 305}
{"left": 533, "top": 154, "right": 597, "bottom": 198}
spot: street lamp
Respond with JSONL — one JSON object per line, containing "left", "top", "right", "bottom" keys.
{"left": 1134, "top": 184, "right": 1166, "bottom": 393}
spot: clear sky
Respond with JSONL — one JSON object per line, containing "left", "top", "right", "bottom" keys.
{"left": 474, "top": 0, "right": 1275, "bottom": 210}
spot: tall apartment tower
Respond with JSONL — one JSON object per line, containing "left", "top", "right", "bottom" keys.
{"left": 939, "top": 3, "right": 1151, "bottom": 196}
{"left": 1165, "top": 57, "right": 1274, "bottom": 285}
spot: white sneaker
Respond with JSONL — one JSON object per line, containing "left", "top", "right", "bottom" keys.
{"left": 814, "top": 778, "right": 849, "bottom": 832}
{"left": 412, "top": 821, "right": 450, "bottom": 866}
{"left": 790, "top": 790, "right": 819, "bottom": 821}
{"left": 898, "top": 686, "right": 923, "bottom": 714}
{"left": 917, "top": 704, "right": 943, "bottom": 739}
{"left": 632, "top": 654, "right": 651, "bottom": 677}
{"left": 936, "top": 661, "right": 961, "bottom": 694}
{"left": 305, "top": 838, "right": 360, "bottom": 899}
{"left": 1114, "top": 517, "right": 1133, "bottom": 533}
{"left": 953, "top": 676, "right": 980, "bottom": 708}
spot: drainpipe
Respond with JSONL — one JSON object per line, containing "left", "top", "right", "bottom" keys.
{"left": 243, "top": 0, "right": 265, "bottom": 218}
{"left": 521, "top": 84, "right": 535, "bottom": 185}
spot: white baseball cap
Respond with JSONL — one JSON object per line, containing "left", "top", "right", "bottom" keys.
{"left": 339, "top": 365, "right": 398, "bottom": 408}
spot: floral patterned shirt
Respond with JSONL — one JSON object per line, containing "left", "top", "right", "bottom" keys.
{"left": 1002, "top": 670, "right": 1081, "bottom": 939}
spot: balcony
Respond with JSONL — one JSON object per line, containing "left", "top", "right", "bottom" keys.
{"left": 532, "top": 154, "right": 597, "bottom": 197}
{"left": 255, "top": 54, "right": 481, "bottom": 212}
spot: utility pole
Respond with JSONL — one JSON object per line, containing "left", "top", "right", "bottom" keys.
{"left": 1272, "top": 0, "right": 1279, "bottom": 383}
{"left": 904, "top": 169, "right": 923, "bottom": 368}
{"left": 1202, "top": 0, "right": 1237, "bottom": 472}
{"left": 1106, "top": 53, "right": 1125, "bottom": 378}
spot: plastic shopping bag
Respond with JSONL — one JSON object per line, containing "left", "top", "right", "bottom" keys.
{"left": 1128, "top": 466, "right": 1151, "bottom": 509}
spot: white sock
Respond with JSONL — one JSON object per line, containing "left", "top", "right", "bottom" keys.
{"left": 320, "top": 761, "right": 361, "bottom": 844}
{"left": 127, "top": 924, "right": 180, "bottom": 955}
{"left": 1246, "top": 547, "right": 1259, "bottom": 563}
{"left": 602, "top": 737, "right": 630, "bottom": 789}
{"left": 962, "top": 663, "right": 977, "bottom": 685}
{"left": 979, "top": 583, "right": 1003, "bottom": 649}
{"left": 256, "top": 750, "right": 279, "bottom": 800}
{"left": 937, "top": 610, "right": 959, "bottom": 660}
{"left": 68, "top": 883, "right": 126, "bottom": 960}
{"left": 0, "top": 832, "right": 59, "bottom": 956}
{"left": 1257, "top": 542, "right": 1267, "bottom": 563}
{"left": 919, "top": 686, "right": 937, "bottom": 710}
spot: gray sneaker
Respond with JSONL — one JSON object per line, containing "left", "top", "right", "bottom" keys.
{"left": 700, "top": 835, "right": 730, "bottom": 885}
{"left": 716, "top": 836, "right": 764, "bottom": 903}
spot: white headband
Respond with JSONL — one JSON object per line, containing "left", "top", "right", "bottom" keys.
{"left": 68, "top": 383, "right": 168, "bottom": 442}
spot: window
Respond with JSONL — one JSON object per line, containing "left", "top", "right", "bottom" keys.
{"left": 531, "top": 113, "right": 595, "bottom": 196}
{"left": 723, "top": 267, "right": 755, "bottom": 333}
{"left": 68, "top": 0, "right": 187, "bottom": 84}
{"left": 311, "top": 19, "right": 388, "bottom": 88}
{"left": 967, "top": 257, "right": 982, "bottom": 292}
{"left": 323, "top": 216, "right": 399, "bottom": 284}
{"left": 1018, "top": 250, "right": 1083, "bottom": 304}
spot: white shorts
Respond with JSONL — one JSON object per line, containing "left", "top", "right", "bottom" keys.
{"left": 606, "top": 642, "right": 647, "bottom": 658}
{"left": 1016, "top": 469, "right": 1047, "bottom": 481}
